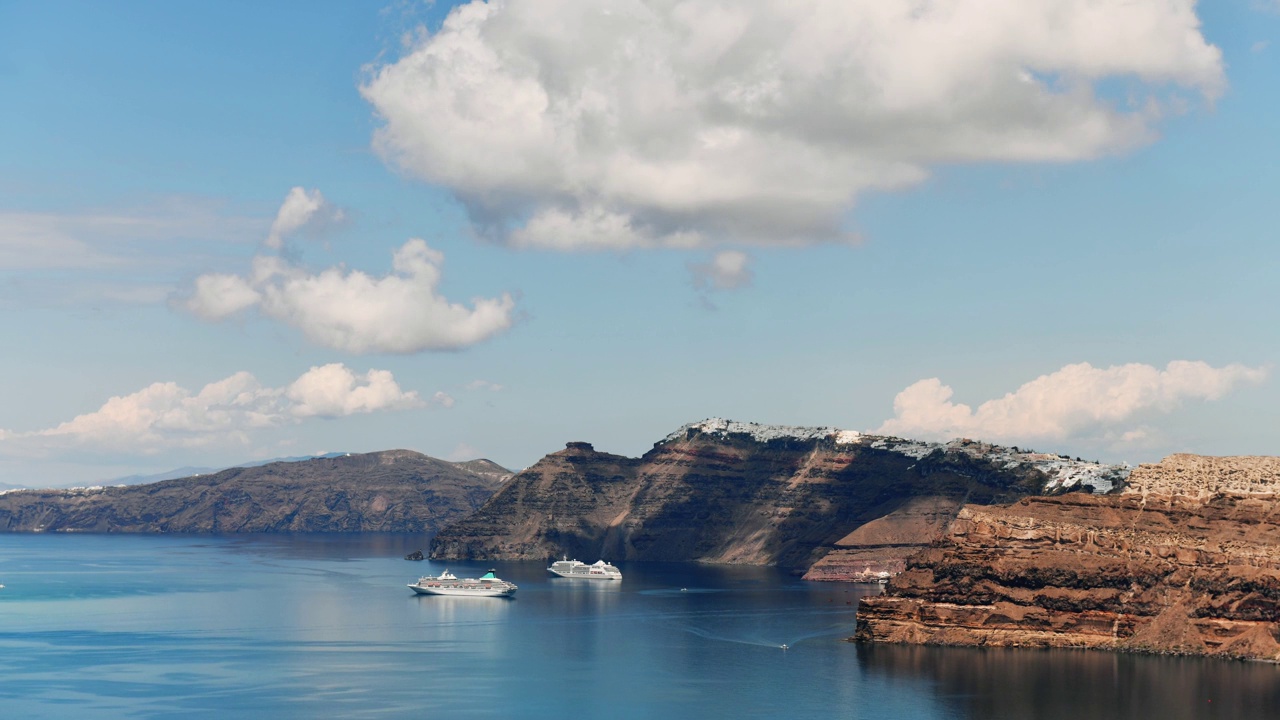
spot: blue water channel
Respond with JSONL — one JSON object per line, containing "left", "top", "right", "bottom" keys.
{"left": 0, "top": 534, "right": 1274, "bottom": 719}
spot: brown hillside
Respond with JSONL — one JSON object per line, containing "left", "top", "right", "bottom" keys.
{"left": 0, "top": 450, "right": 509, "bottom": 533}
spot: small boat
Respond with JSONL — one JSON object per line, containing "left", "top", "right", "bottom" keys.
{"left": 408, "top": 569, "right": 517, "bottom": 597}
{"left": 547, "top": 557, "right": 622, "bottom": 580}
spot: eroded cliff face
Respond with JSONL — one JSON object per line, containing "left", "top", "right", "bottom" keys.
{"left": 0, "top": 451, "right": 509, "bottom": 533}
{"left": 855, "top": 454, "right": 1280, "bottom": 661}
{"left": 430, "top": 419, "right": 1127, "bottom": 570}
{"left": 802, "top": 496, "right": 964, "bottom": 582}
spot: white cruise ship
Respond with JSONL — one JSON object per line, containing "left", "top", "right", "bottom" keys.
{"left": 408, "top": 569, "right": 518, "bottom": 597}
{"left": 547, "top": 557, "right": 622, "bottom": 580}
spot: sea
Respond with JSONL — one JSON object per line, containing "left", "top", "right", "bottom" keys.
{"left": 0, "top": 534, "right": 1275, "bottom": 719}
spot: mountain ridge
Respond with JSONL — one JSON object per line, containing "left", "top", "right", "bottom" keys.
{"left": 429, "top": 418, "right": 1129, "bottom": 572}
{"left": 0, "top": 450, "right": 512, "bottom": 534}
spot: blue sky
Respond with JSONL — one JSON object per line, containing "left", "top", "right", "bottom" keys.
{"left": 1, "top": 0, "right": 1277, "bottom": 486}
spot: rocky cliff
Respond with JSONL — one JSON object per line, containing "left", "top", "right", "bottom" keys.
{"left": 855, "top": 453, "right": 1280, "bottom": 661}
{"left": 430, "top": 419, "right": 1129, "bottom": 571}
{"left": 0, "top": 451, "right": 510, "bottom": 533}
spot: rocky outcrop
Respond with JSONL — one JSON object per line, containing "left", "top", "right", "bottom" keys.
{"left": 855, "top": 454, "right": 1280, "bottom": 661}
{"left": 430, "top": 419, "right": 1128, "bottom": 571}
{"left": 802, "top": 496, "right": 964, "bottom": 582}
{"left": 1122, "top": 453, "right": 1280, "bottom": 497}
{"left": 0, "top": 451, "right": 510, "bottom": 533}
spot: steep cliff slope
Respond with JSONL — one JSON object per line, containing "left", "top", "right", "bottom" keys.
{"left": 0, "top": 451, "right": 510, "bottom": 533}
{"left": 855, "top": 454, "right": 1280, "bottom": 661}
{"left": 430, "top": 419, "right": 1128, "bottom": 570}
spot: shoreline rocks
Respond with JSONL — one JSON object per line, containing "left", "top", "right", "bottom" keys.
{"left": 855, "top": 454, "right": 1280, "bottom": 662}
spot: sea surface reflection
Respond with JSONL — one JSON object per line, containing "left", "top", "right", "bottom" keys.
{"left": 0, "top": 534, "right": 1274, "bottom": 719}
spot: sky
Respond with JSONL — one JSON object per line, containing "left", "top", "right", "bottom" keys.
{"left": 1, "top": 0, "right": 1278, "bottom": 487}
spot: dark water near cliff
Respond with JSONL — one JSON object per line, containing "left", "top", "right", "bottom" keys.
{"left": 1, "top": 535, "right": 1276, "bottom": 719}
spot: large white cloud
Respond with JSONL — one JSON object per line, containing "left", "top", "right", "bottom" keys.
{"left": 184, "top": 238, "right": 516, "bottom": 354}
{"left": 361, "top": 0, "right": 1224, "bottom": 250}
{"left": 876, "top": 361, "right": 1267, "bottom": 444}
{"left": 0, "top": 364, "right": 430, "bottom": 455}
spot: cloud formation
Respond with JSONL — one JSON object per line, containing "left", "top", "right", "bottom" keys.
{"left": 0, "top": 200, "right": 265, "bottom": 271}
{"left": 362, "top": 0, "right": 1223, "bottom": 250}
{"left": 689, "top": 250, "right": 753, "bottom": 291}
{"left": 286, "top": 364, "right": 424, "bottom": 418}
{"left": 265, "top": 187, "right": 345, "bottom": 249}
{"left": 185, "top": 238, "right": 516, "bottom": 354}
{"left": 0, "top": 364, "right": 430, "bottom": 455}
{"left": 877, "top": 361, "right": 1267, "bottom": 445}
{"left": 447, "top": 442, "right": 481, "bottom": 462}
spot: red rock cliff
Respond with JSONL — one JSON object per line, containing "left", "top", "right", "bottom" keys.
{"left": 855, "top": 454, "right": 1280, "bottom": 661}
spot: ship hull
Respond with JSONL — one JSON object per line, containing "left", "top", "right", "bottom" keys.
{"left": 547, "top": 559, "right": 622, "bottom": 580}
{"left": 547, "top": 569, "right": 621, "bottom": 580}
{"left": 408, "top": 583, "right": 516, "bottom": 597}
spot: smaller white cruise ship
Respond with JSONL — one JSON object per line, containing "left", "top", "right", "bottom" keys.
{"left": 408, "top": 569, "right": 518, "bottom": 597}
{"left": 547, "top": 557, "right": 622, "bottom": 580}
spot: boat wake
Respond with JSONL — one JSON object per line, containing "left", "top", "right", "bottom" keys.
{"left": 638, "top": 587, "right": 722, "bottom": 596}
{"left": 674, "top": 621, "right": 849, "bottom": 650}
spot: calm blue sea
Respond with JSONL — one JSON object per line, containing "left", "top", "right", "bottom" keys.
{"left": 0, "top": 534, "right": 1275, "bottom": 719}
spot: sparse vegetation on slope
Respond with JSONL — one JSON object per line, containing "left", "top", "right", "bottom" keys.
{"left": 0, "top": 450, "right": 510, "bottom": 534}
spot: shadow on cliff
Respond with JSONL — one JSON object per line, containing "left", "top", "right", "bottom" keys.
{"left": 635, "top": 434, "right": 1049, "bottom": 571}
{"left": 430, "top": 432, "right": 1055, "bottom": 571}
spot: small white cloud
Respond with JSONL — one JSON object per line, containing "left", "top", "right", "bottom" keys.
{"left": 362, "top": 0, "right": 1225, "bottom": 250}
{"left": 431, "top": 391, "right": 456, "bottom": 408}
{"left": 286, "top": 364, "right": 424, "bottom": 418}
{"left": 0, "top": 364, "right": 427, "bottom": 455}
{"left": 447, "top": 442, "right": 480, "bottom": 462}
{"left": 184, "top": 238, "right": 516, "bottom": 354}
{"left": 1112, "top": 427, "right": 1160, "bottom": 450}
{"left": 185, "top": 273, "right": 261, "bottom": 320}
{"left": 877, "top": 361, "right": 1268, "bottom": 444}
{"left": 1252, "top": 40, "right": 1269, "bottom": 53}
{"left": 689, "top": 250, "right": 753, "bottom": 291}
{"left": 465, "top": 379, "right": 504, "bottom": 392}
{"left": 265, "top": 187, "right": 345, "bottom": 250}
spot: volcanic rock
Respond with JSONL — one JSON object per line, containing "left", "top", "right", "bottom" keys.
{"left": 430, "top": 419, "right": 1128, "bottom": 571}
{"left": 803, "top": 496, "right": 964, "bottom": 582}
{"left": 855, "top": 453, "right": 1280, "bottom": 661}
